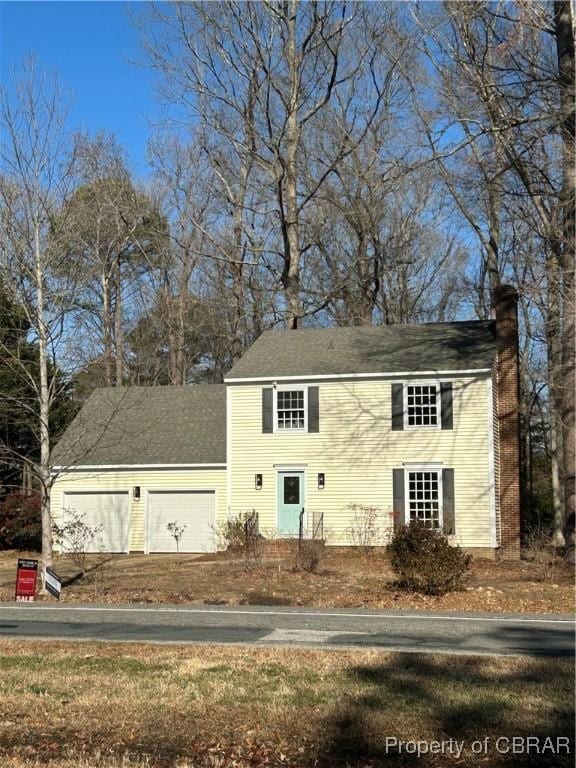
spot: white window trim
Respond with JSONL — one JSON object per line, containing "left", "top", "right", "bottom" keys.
{"left": 403, "top": 464, "right": 443, "bottom": 529}
{"left": 273, "top": 384, "right": 308, "bottom": 433}
{"left": 273, "top": 463, "right": 308, "bottom": 470}
{"left": 403, "top": 381, "right": 442, "bottom": 431}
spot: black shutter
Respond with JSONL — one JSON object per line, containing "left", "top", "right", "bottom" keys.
{"left": 440, "top": 382, "right": 453, "bottom": 430}
{"left": 442, "top": 468, "right": 455, "bottom": 535}
{"left": 391, "top": 383, "right": 404, "bottom": 431}
{"left": 262, "top": 388, "right": 273, "bottom": 433}
{"left": 308, "top": 386, "right": 319, "bottom": 432}
{"left": 392, "top": 468, "right": 405, "bottom": 531}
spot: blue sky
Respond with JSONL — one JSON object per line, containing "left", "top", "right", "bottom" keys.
{"left": 0, "top": 1, "right": 158, "bottom": 172}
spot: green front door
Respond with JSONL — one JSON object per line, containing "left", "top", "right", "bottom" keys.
{"left": 277, "top": 471, "right": 304, "bottom": 535}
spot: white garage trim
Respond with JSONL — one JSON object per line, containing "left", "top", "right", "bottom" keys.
{"left": 61, "top": 490, "right": 130, "bottom": 554}
{"left": 144, "top": 488, "right": 218, "bottom": 554}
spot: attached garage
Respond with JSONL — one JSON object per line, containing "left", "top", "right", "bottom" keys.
{"left": 147, "top": 490, "right": 216, "bottom": 553}
{"left": 50, "top": 385, "right": 227, "bottom": 553}
{"left": 62, "top": 491, "right": 130, "bottom": 553}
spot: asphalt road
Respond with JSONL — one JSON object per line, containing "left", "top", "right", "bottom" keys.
{"left": 0, "top": 603, "right": 573, "bottom": 657}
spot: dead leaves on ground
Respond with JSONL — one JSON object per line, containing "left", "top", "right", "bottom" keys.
{"left": 0, "top": 551, "right": 573, "bottom": 615}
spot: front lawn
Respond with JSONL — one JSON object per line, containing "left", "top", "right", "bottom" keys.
{"left": 0, "top": 640, "right": 573, "bottom": 767}
{"left": 0, "top": 549, "right": 573, "bottom": 614}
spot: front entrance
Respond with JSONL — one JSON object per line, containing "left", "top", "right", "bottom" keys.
{"left": 277, "top": 471, "right": 304, "bottom": 535}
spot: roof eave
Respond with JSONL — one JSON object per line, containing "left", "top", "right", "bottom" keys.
{"left": 224, "top": 367, "right": 493, "bottom": 383}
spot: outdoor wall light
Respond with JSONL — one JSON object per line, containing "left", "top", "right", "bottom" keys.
{"left": 255, "top": 473, "right": 263, "bottom": 490}
{"left": 318, "top": 473, "right": 325, "bottom": 490}
{"left": 133, "top": 486, "right": 141, "bottom": 501}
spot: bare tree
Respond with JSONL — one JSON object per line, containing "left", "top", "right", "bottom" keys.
{"left": 413, "top": 0, "right": 575, "bottom": 533}
{"left": 0, "top": 60, "right": 78, "bottom": 579}
{"left": 138, "top": 1, "right": 398, "bottom": 328}
{"left": 60, "top": 132, "right": 164, "bottom": 388}
{"left": 147, "top": 135, "right": 210, "bottom": 384}
{"left": 553, "top": 0, "right": 575, "bottom": 531}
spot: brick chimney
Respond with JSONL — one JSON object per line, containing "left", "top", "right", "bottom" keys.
{"left": 493, "top": 284, "right": 521, "bottom": 558}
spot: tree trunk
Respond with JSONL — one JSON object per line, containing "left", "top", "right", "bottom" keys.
{"left": 34, "top": 222, "right": 53, "bottom": 582}
{"left": 230, "top": 172, "right": 248, "bottom": 360}
{"left": 554, "top": 0, "right": 575, "bottom": 525}
{"left": 547, "top": 257, "right": 565, "bottom": 543}
{"left": 175, "top": 292, "right": 186, "bottom": 385}
{"left": 352, "top": 236, "right": 378, "bottom": 326}
{"left": 114, "top": 274, "right": 124, "bottom": 386}
{"left": 560, "top": 259, "right": 576, "bottom": 524}
{"left": 551, "top": 411, "right": 565, "bottom": 544}
{"left": 102, "top": 270, "right": 113, "bottom": 387}
{"left": 230, "top": 259, "right": 245, "bottom": 361}
{"left": 170, "top": 259, "right": 189, "bottom": 386}
{"left": 486, "top": 174, "right": 500, "bottom": 292}
{"left": 283, "top": 0, "right": 301, "bottom": 330}
{"left": 167, "top": 297, "right": 179, "bottom": 386}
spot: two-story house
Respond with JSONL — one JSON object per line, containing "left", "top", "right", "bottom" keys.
{"left": 50, "top": 285, "right": 522, "bottom": 558}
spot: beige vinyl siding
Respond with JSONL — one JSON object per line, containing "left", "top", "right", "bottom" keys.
{"left": 51, "top": 468, "right": 227, "bottom": 552}
{"left": 228, "top": 376, "right": 493, "bottom": 548}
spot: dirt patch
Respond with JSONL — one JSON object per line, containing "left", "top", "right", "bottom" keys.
{"left": 0, "top": 549, "right": 573, "bottom": 614}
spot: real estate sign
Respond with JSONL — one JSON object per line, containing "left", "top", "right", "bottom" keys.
{"left": 15, "top": 558, "right": 38, "bottom": 602}
{"left": 45, "top": 568, "right": 62, "bottom": 600}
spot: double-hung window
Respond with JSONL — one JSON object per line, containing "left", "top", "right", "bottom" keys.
{"left": 276, "top": 389, "right": 306, "bottom": 431}
{"left": 407, "top": 469, "right": 442, "bottom": 529}
{"left": 405, "top": 383, "right": 439, "bottom": 428}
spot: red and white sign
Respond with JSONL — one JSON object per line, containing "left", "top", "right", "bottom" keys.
{"left": 15, "top": 558, "right": 38, "bottom": 602}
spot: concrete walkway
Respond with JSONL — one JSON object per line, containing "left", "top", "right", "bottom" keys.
{"left": 0, "top": 602, "right": 573, "bottom": 657}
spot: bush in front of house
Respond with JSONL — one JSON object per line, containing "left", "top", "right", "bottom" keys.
{"left": 292, "top": 538, "right": 325, "bottom": 574}
{"left": 389, "top": 520, "right": 471, "bottom": 596}
{"left": 0, "top": 492, "right": 42, "bottom": 551}
{"left": 345, "top": 503, "right": 382, "bottom": 554}
{"left": 213, "top": 511, "right": 259, "bottom": 555}
{"left": 213, "top": 514, "right": 246, "bottom": 553}
{"left": 213, "top": 511, "right": 264, "bottom": 570}
{"left": 52, "top": 509, "right": 104, "bottom": 573}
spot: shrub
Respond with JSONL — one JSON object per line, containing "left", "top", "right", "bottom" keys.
{"left": 213, "top": 511, "right": 263, "bottom": 570}
{"left": 213, "top": 514, "right": 248, "bottom": 553}
{"left": 0, "top": 492, "right": 42, "bottom": 551}
{"left": 52, "top": 509, "right": 103, "bottom": 573}
{"left": 166, "top": 520, "right": 187, "bottom": 553}
{"left": 524, "top": 527, "right": 558, "bottom": 582}
{"left": 345, "top": 503, "right": 382, "bottom": 554}
{"left": 280, "top": 537, "right": 325, "bottom": 574}
{"left": 294, "top": 539, "right": 324, "bottom": 573}
{"left": 389, "top": 520, "right": 471, "bottom": 596}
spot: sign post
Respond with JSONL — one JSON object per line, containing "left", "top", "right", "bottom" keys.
{"left": 15, "top": 558, "right": 38, "bottom": 602}
{"left": 45, "top": 567, "right": 62, "bottom": 600}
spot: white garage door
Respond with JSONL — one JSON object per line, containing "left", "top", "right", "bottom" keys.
{"left": 62, "top": 492, "right": 130, "bottom": 553}
{"left": 147, "top": 490, "right": 216, "bottom": 553}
